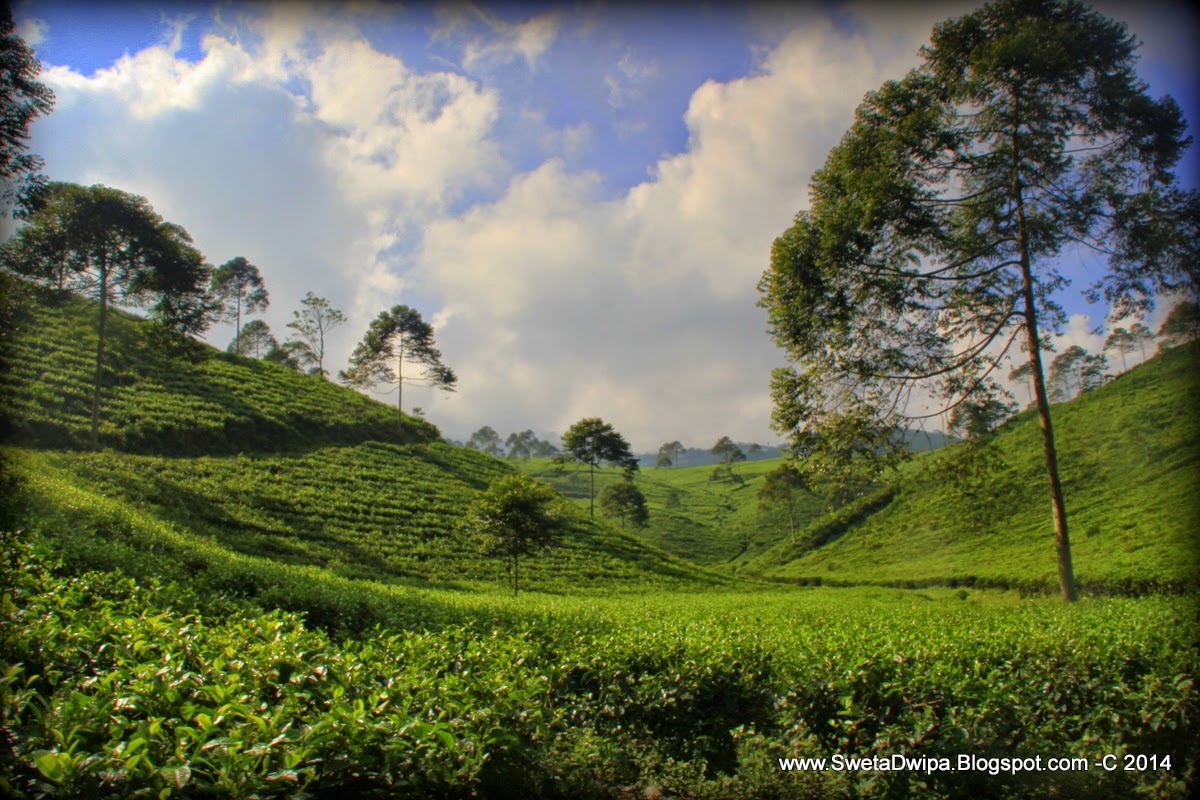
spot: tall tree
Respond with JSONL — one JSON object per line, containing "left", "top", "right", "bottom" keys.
{"left": 1128, "top": 322, "right": 1155, "bottom": 360}
{"left": 0, "top": 182, "right": 213, "bottom": 447}
{"left": 1157, "top": 300, "right": 1200, "bottom": 348}
{"left": 948, "top": 396, "right": 1015, "bottom": 438}
{"left": 599, "top": 481, "right": 649, "bottom": 529}
{"left": 459, "top": 473, "right": 567, "bottom": 596}
{"left": 0, "top": 4, "right": 54, "bottom": 218}
{"left": 758, "top": 0, "right": 1197, "bottom": 601}
{"left": 505, "top": 429, "right": 544, "bottom": 460}
{"left": 656, "top": 440, "right": 685, "bottom": 468}
{"left": 560, "top": 417, "right": 637, "bottom": 517}
{"left": 758, "top": 463, "right": 809, "bottom": 545}
{"left": 284, "top": 291, "right": 346, "bottom": 378}
{"left": 466, "top": 425, "right": 504, "bottom": 456}
{"left": 340, "top": 304, "right": 456, "bottom": 424}
{"left": 210, "top": 257, "right": 268, "bottom": 353}
{"left": 1008, "top": 361, "right": 1034, "bottom": 406}
{"left": 710, "top": 435, "right": 746, "bottom": 466}
{"left": 1103, "top": 327, "right": 1135, "bottom": 372}
{"left": 229, "top": 319, "right": 277, "bottom": 359}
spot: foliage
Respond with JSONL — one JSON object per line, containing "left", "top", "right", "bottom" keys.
{"left": 948, "top": 396, "right": 1016, "bottom": 438}
{"left": 459, "top": 473, "right": 570, "bottom": 595}
{"left": 560, "top": 417, "right": 638, "bottom": 516}
{"left": 1103, "top": 327, "right": 1135, "bottom": 372}
{"left": 1, "top": 530, "right": 1195, "bottom": 799}
{"left": 1047, "top": 346, "right": 1108, "bottom": 401}
{"left": 228, "top": 319, "right": 276, "bottom": 359}
{"left": 0, "top": 5, "right": 54, "bottom": 217}
{"left": 467, "top": 425, "right": 503, "bottom": 456}
{"left": 599, "top": 481, "right": 649, "bottom": 530}
{"left": 745, "top": 343, "right": 1200, "bottom": 592}
{"left": 0, "top": 290, "right": 438, "bottom": 453}
{"left": 340, "top": 305, "right": 456, "bottom": 419}
{"left": 210, "top": 256, "right": 267, "bottom": 351}
{"left": 757, "top": 463, "right": 808, "bottom": 544}
{"left": 656, "top": 440, "right": 684, "bottom": 468}
{"left": 710, "top": 435, "right": 745, "bottom": 466}
{"left": 757, "top": 0, "right": 1198, "bottom": 600}
{"left": 0, "top": 183, "right": 215, "bottom": 447}
{"left": 284, "top": 291, "right": 345, "bottom": 378}
{"left": 1158, "top": 299, "right": 1200, "bottom": 348}
{"left": 1129, "top": 321, "right": 1156, "bottom": 359}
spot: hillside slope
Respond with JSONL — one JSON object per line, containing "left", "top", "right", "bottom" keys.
{"left": 1, "top": 287, "right": 729, "bottom": 605}
{"left": 1, "top": 286, "right": 436, "bottom": 454}
{"left": 737, "top": 342, "right": 1200, "bottom": 593}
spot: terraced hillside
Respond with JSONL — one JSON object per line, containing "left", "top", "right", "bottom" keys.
{"left": 1, "top": 287, "right": 726, "bottom": 605}
{"left": 1, "top": 286, "right": 436, "bottom": 454}
{"left": 526, "top": 342, "right": 1200, "bottom": 596}
{"left": 736, "top": 342, "right": 1200, "bottom": 593}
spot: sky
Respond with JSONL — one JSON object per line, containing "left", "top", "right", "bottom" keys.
{"left": 8, "top": 0, "right": 1199, "bottom": 451}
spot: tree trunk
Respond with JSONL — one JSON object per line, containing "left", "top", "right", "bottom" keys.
{"left": 89, "top": 255, "right": 109, "bottom": 450}
{"left": 589, "top": 462, "right": 595, "bottom": 517}
{"left": 396, "top": 341, "right": 404, "bottom": 430}
{"left": 1016, "top": 191, "right": 1077, "bottom": 602}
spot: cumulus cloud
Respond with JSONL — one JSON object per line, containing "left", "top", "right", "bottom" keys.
{"left": 20, "top": 2, "right": 1188, "bottom": 451}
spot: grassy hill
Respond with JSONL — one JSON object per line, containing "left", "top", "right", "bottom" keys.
{"left": 739, "top": 342, "right": 1200, "bottom": 593}
{"left": 1, "top": 286, "right": 437, "bottom": 454}
{"left": 525, "top": 342, "right": 1199, "bottom": 595}
{"left": 0, "top": 286, "right": 729, "bottom": 615}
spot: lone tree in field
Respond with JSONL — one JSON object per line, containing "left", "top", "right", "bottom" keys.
{"left": 460, "top": 473, "right": 568, "bottom": 596}
{"left": 0, "top": 182, "right": 213, "bottom": 447}
{"left": 1, "top": 5, "right": 54, "bottom": 218}
{"left": 561, "top": 417, "right": 637, "bottom": 517}
{"left": 758, "top": 0, "right": 1197, "bottom": 601}
{"left": 656, "top": 440, "right": 685, "bottom": 467}
{"left": 285, "top": 291, "right": 346, "bottom": 378}
{"left": 757, "top": 463, "right": 809, "bottom": 545}
{"left": 599, "top": 481, "right": 649, "bottom": 529}
{"left": 210, "top": 257, "right": 268, "bottom": 354}
{"left": 340, "top": 305, "right": 456, "bottom": 425}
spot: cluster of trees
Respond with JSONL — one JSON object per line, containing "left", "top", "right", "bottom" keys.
{"left": 462, "top": 427, "right": 558, "bottom": 459}
{"left": 757, "top": 0, "right": 1198, "bottom": 601}
{"left": 654, "top": 439, "right": 771, "bottom": 468}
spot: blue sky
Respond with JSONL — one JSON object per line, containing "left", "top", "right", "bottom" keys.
{"left": 9, "top": 0, "right": 1199, "bottom": 449}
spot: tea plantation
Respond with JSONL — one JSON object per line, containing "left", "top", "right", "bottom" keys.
{"left": 1, "top": 287, "right": 1197, "bottom": 797}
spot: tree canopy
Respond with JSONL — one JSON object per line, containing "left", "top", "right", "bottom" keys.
{"left": 210, "top": 257, "right": 267, "bottom": 353}
{"left": 0, "top": 5, "right": 54, "bottom": 218}
{"left": 284, "top": 292, "right": 345, "bottom": 379}
{"left": 599, "top": 481, "right": 649, "bottom": 530}
{"left": 0, "top": 182, "right": 213, "bottom": 446}
{"left": 340, "top": 305, "right": 456, "bottom": 423}
{"left": 459, "top": 473, "right": 568, "bottom": 596}
{"left": 1157, "top": 300, "right": 1200, "bottom": 348}
{"left": 757, "top": 0, "right": 1197, "bottom": 601}
{"left": 560, "top": 417, "right": 637, "bottom": 517}
{"left": 656, "top": 440, "right": 684, "bottom": 468}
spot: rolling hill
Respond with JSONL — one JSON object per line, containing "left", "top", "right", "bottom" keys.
{"left": 0, "top": 283, "right": 729, "bottom": 629}
{"left": 526, "top": 341, "right": 1200, "bottom": 594}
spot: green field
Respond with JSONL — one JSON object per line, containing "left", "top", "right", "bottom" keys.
{"left": 1, "top": 286, "right": 1197, "bottom": 798}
